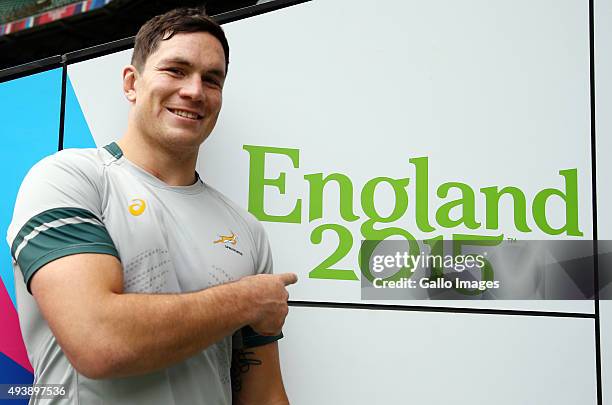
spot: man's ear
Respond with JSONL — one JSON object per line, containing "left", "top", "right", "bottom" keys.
{"left": 123, "top": 65, "right": 139, "bottom": 103}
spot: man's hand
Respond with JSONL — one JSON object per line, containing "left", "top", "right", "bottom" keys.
{"left": 238, "top": 273, "right": 297, "bottom": 336}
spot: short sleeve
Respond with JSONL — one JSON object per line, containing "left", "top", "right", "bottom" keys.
{"left": 6, "top": 150, "right": 119, "bottom": 292}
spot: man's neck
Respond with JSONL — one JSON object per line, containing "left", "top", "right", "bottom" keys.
{"left": 116, "top": 133, "right": 199, "bottom": 187}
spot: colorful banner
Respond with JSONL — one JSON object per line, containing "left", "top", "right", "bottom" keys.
{"left": 0, "top": 0, "right": 112, "bottom": 36}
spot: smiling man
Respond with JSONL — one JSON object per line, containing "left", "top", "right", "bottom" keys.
{"left": 7, "top": 7, "right": 295, "bottom": 405}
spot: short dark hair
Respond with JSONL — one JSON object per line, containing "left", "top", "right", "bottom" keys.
{"left": 132, "top": 7, "right": 230, "bottom": 73}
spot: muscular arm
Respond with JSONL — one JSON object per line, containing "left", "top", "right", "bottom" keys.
{"left": 232, "top": 342, "right": 289, "bottom": 405}
{"left": 30, "top": 253, "right": 296, "bottom": 379}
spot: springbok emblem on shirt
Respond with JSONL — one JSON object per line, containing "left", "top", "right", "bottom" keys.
{"left": 214, "top": 232, "right": 237, "bottom": 245}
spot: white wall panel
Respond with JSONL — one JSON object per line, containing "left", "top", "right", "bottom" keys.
{"left": 213, "top": 0, "right": 593, "bottom": 311}
{"left": 280, "top": 306, "right": 596, "bottom": 405}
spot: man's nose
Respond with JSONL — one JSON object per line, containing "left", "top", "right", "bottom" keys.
{"left": 179, "top": 75, "right": 204, "bottom": 100}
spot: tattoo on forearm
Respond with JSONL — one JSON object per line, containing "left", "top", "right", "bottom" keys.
{"left": 231, "top": 349, "right": 262, "bottom": 392}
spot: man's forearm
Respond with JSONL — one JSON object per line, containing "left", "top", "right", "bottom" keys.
{"left": 85, "top": 281, "right": 253, "bottom": 378}
{"left": 32, "top": 254, "right": 295, "bottom": 380}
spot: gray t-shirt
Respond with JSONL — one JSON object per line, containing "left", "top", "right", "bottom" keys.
{"left": 7, "top": 143, "right": 280, "bottom": 404}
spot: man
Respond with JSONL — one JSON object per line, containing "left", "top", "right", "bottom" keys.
{"left": 7, "top": 7, "right": 296, "bottom": 404}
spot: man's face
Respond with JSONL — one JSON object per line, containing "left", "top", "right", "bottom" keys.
{"left": 126, "top": 31, "right": 226, "bottom": 152}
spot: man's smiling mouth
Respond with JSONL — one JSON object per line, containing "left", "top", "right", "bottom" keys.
{"left": 167, "top": 108, "right": 203, "bottom": 120}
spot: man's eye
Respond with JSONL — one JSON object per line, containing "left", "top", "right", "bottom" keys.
{"left": 167, "top": 68, "right": 184, "bottom": 76}
{"left": 204, "top": 77, "right": 221, "bottom": 87}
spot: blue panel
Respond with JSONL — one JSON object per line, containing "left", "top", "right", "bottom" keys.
{"left": 63, "top": 76, "right": 96, "bottom": 149}
{"left": 0, "top": 68, "right": 62, "bottom": 306}
{"left": 0, "top": 352, "right": 33, "bottom": 405}
{"left": 0, "top": 352, "right": 33, "bottom": 384}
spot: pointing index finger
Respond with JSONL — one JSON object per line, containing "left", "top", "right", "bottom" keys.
{"left": 278, "top": 273, "right": 298, "bottom": 286}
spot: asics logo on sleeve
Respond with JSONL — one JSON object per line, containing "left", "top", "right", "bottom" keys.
{"left": 128, "top": 199, "right": 147, "bottom": 216}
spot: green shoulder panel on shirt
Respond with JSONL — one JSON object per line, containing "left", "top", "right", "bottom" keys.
{"left": 11, "top": 207, "right": 119, "bottom": 291}
{"left": 103, "top": 142, "right": 123, "bottom": 159}
{"left": 11, "top": 207, "right": 99, "bottom": 257}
